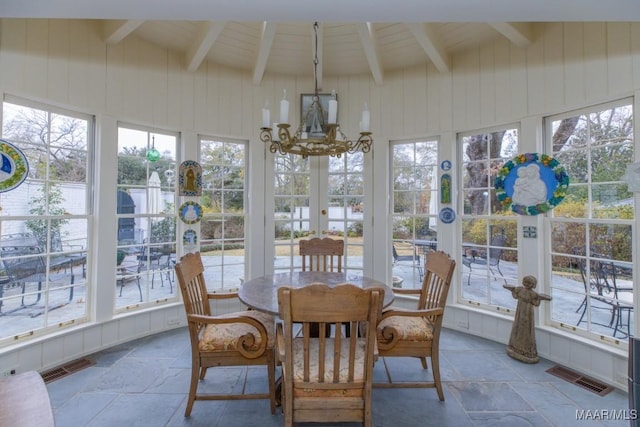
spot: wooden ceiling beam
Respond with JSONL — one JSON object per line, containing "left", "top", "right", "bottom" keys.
{"left": 489, "top": 22, "right": 533, "bottom": 48}
{"left": 103, "top": 20, "right": 144, "bottom": 44}
{"left": 253, "top": 21, "right": 277, "bottom": 84}
{"left": 186, "top": 21, "right": 226, "bottom": 72}
{"left": 356, "top": 23, "right": 383, "bottom": 85}
{"left": 406, "top": 22, "right": 450, "bottom": 73}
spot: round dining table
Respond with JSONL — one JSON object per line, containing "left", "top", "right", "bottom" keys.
{"left": 239, "top": 271, "right": 394, "bottom": 315}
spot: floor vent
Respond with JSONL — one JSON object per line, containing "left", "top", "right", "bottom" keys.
{"left": 41, "top": 358, "right": 94, "bottom": 384}
{"left": 546, "top": 365, "right": 614, "bottom": 396}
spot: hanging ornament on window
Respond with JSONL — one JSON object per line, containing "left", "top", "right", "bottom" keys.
{"left": 146, "top": 136, "right": 160, "bottom": 162}
{"left": 0, "top": 139, "right": 29, "bottom": 193}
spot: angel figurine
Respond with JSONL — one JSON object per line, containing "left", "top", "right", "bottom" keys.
{"left": 504, "top": 275, "right": 551, "bottom": 363}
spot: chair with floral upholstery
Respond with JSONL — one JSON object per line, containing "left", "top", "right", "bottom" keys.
{"left": 375, "top": 250, "right": 456, "bottom": 400}
{"left": 174, "top": 252, "right": 276, "bottom": 416}
{"left": 276, "top": 283, "right": 383, "bottom": 427}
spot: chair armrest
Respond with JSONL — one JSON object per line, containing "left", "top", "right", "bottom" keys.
{"left": 391, "top": 288, "right": 421, "bottom": 296}
{"left": 276, "top": 323, "right": 286, "bottom": 362}
{"left": 377, "top": 308, "right": 444, "bottom": 351}
{"left": 373, "top": 338, "right": 379, "bottom": 361}
{"left": 188, "top": 312, "right": 270, "bottom": 358}
{"left": 206, "top": 289, "right": 239, "bottom": 300}
{"left": 188, "top": 312, "right": 263, "bottom": 327}
{"left": 380, "top": 307, "right": 443, "bottom": 320}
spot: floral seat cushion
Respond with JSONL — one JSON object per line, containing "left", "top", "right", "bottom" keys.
{"left": 290, "top": 338, "right": 368, "bottom": 383}
{"left": 199, "top": 310, "right": 275, "bottom": 352}
{"left": 377, "top": 315, "right": 434, "bottom": 342}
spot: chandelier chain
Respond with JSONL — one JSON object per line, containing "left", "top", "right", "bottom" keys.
{"left": 313, "top": 22, "right": 319, "bottom": 95}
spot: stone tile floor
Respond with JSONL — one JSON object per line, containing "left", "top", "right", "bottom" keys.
{"left": 47, "top": 327, "right": 632, "bottom": 426}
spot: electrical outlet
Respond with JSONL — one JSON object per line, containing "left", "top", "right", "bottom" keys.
{"left": 167, "top": 317, "right": 181, "bottom": 326}
{"left": 0, "top": 367, "right": 17, "bottom": 377}
{"left": 456, "top": 319, "right": 469, "bottom": 329}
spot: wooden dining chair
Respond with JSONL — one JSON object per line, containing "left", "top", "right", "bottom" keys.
{"left": 299, "top": 237, "right": 345, "bottom": 337}
{"left": 299, "top": 237, "right": 344, "bottom": 272}
{"left": 174, "top": 252, "right": 277, "bottom": 416}
{"left": 375, "top": 250, "right": 456, "bottom": 400}
{"left": 276, "top": 283, "right": 383, "bottom": 427}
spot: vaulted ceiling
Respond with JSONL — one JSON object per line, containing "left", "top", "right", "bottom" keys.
{"left": 103, "top": 20, "right": 534, "bottom": 85}
{"left": 2, "top": 0, "right": 639, "bottom": 85}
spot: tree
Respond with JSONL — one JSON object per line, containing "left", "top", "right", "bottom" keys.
{"left": 200, "top": 142, "right": 246, "bottom": 213}
{"left": 2, "top": 103, "right": 88, "bottom": 182}
{"left": 464, "top": 130, "right": 506, "bottom": 214}
{"left": 463, "top": 107, "right": 633, "bottom": 216}
{"left": 117, "top": 146, "right": 174, "bottom": 187}
{"left": 25, "top": 184, "right": 69, "bottom": 250}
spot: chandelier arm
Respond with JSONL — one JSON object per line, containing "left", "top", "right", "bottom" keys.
{"left": 349, "top": 132, "right": 373, "bottom": 154}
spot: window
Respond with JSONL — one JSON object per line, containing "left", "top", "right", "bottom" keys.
{"left": 547, "top": 99, "right": 634, "bottom": 344}
{"left": 0, "top": 96, "right": 92, "bottom": 343}
{"left": 271, "top": 152, "right": 366, "bottom": 275}
{"left": 391, "top": 139, "right": 439, "bottom": 289}
{"left": 116, "top": 125, "right": 178, "bottom": 310}
{"left": 459, "top": 127, "right": 518, "bottom": 310}
{"left": 327, "top": 153, "right": 366, "bottom": 276}
{"left": 199, "top": 137, "right": 247, "bottom": 290}
{"left": 273, "top": 154, "right": 311, "bottom": 273}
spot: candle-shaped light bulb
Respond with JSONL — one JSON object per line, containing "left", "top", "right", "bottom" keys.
{"left": 279, "top": 89, "right": 289, "bottom": 123}
{"left": 262, "top": 100, "right": 270, "bottom": 128}
{"left": 361, "top": 102, "right": 370, "bottom": 132}
{"left": 328, "top": 90, "right": 338, "bottom": 124}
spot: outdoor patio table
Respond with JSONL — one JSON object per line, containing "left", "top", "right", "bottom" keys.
{"left": 414, "top": 240, "right": 437, "bottom": 256}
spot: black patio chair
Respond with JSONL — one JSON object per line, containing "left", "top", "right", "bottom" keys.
{"left": 136, "top": 237, "right": 175, "bottom": 293}
{"left": 392, "top": 243, "right": 423, "bottom": 280}
{"left": 462, "top": 234, "right": 506, "bottom": 285}
{"left": 599, "top": 260, "right": 633, "bottom": 338}
{"left": 0, "top": 245, "right": 76, "bottom": 314}
{"left": 573, "top": 245, "right": 633, "bottom": 338}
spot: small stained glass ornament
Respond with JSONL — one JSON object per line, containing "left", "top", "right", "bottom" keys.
{"left": 146, "top": 136, "right": 160, "bottom": 162}
{"left": 146, "top": 148, "right": 160, "bottom": 162}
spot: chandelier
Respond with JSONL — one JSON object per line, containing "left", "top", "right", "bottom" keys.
{"left": 259, "top": 22, "right": 373, "bottom": 158}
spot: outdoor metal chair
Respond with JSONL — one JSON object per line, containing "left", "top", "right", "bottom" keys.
{"left": 0, "top": 246, "right": 76, "bottom": 315}
{"left": 573, "top": 245, "right": 633, "bottom": 338}
{"left": 462, "top": 234, "right": 506, "bottom": 285}
{"left": 392, "top": 242, "right": 423, "bottom": 280}
{"left": 136, "top": 237, "right": 175, "bottom": 293}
